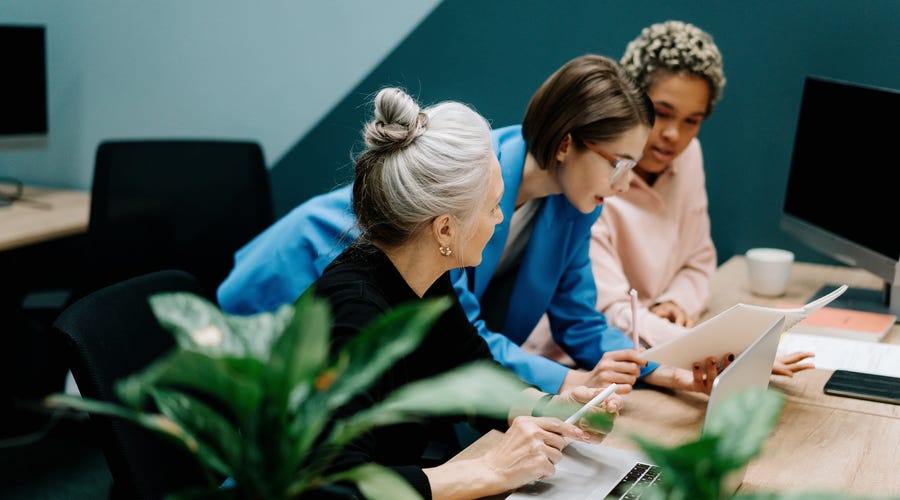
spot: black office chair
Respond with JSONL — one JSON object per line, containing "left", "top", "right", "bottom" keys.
{"left": 53, "top": 269, "right": 212, "bottom": 499}
{"left": 80, "top": 139, "right": 274, "bottom": 303}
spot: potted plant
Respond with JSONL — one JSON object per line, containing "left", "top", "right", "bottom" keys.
{"left": 46, "top": 290, "right": 611, "bottom": 499}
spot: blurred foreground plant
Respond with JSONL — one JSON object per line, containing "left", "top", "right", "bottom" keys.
{"left": 46, "top": 291, "right": 594, "bottom": 499}
{"left": 629, "top": 388, "right": 886, "bottom": 500}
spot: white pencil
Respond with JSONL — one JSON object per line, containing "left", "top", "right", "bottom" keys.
{"left": 564, "top": 383, "right": 618, "bottom": 424}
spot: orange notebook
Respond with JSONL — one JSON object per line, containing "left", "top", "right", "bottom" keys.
{"left": 787, "top": 306, "right": 896, "bottom": 342}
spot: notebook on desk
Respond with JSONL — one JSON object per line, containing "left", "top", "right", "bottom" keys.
{"left": 508, "top": 316, "right": 786, "bottom": 499}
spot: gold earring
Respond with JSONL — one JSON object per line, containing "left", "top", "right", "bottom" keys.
{"left": 439, "top": 246, "right": 452, "bottom": 257}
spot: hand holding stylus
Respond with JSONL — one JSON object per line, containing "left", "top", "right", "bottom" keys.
{"left": 565, "top": 383, "right": 619, "bottom": 424}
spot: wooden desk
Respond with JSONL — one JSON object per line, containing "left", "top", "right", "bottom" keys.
{"left": 0, "top": 184, "right": 90, "bottom": 252}
{"left": 457, "top": 257, "right": 900, "bottom": 497}
{"left": 707, "top": 256, "right": 897, "bottom": 342}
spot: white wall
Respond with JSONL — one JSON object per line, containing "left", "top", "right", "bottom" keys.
{"left": 0, "top": 0, "right": 441, "bottom": 189}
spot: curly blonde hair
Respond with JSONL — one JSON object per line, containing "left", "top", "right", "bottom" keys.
{"left": 620, "top": 20, "right": 726, "bottom": 116}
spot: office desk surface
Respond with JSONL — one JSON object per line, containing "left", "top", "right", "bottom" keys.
{"left": 454, "top": 257, "right": 900, "bottom": 497}
{"left": 707, "top": 256, "right": 893, "bottom": 327}
{"left": 598, "top": 369, "right": 900, "bottom": 496}
{"left": 0, "top": 185, "right": 90, "bottom": 251}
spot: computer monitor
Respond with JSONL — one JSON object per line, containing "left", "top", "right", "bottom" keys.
{"left": 0, "top": 25, "right": 48, "bottom": 150}
{"left": 780, "top": 76, "right": 900, "bottom": 317}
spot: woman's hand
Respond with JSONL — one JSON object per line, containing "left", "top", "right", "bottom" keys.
{"left": 425, "top": 415, "right": 593, "bottom": 498}
{"left": 688, "top": 354, "right": 731, "bottom": 394}
{"left": 561, "top": 349, "right": 646, "bottom": 394}
{"left": 485, "top": 416, "right": 591, "bottom": 484}
{"left": 650, "top": 301, "right": 695, "bottom": 328}
{"left": 550, "top": 385, "right": 623, "bottom": 441}
{"left": 772, "top": 351, "right": 815, "bottom": 376}
{"left": 644, "top": 353, "right": 733, "bottom": 394}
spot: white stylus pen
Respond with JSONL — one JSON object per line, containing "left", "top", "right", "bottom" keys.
{"left": 564, "top": 383, "right": 618, "bottom": 424}
{"left": 629, "top": 288, "right": 640, "bottom": 350}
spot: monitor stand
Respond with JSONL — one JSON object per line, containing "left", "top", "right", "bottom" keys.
{"left": 810, "top": 284, "right": 895, "bottom": 318}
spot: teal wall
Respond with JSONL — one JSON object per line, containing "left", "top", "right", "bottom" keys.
{"left": 2, "top": 1, "right": 898, "bottom": 267}
{"left": 271, "top": 0, "right": 900, "bottom": 266}
{"left": 0, "top": 0, "right": 440, "bottom": 189}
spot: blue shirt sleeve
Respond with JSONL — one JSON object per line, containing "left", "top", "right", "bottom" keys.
{"left": 541, "top": 221, "right": 658, "bottom": 380}
{"left": 217, "top": 185, "right": 357, "bottom": 315}
{"left": 452, "top": 268, "right": 570, "bottom": 393}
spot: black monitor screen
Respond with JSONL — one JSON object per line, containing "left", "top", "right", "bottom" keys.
{"left": 0, "top": 25, "right": 48, "bottom": 137}
{"left": 783, "top": 76, "right": 900, "bottom": 261}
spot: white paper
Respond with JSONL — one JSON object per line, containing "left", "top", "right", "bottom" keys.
{"left": 778, "top": 332, "right": 900, "bottom": 377}
{"left": 641, "top": 285, "right": 848, "bottom": 370}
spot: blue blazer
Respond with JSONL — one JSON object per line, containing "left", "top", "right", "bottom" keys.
{"left": 217, "top": 125, "right": 655, "bottom": 393}
{"left": 455, "top": 125, "right": 654, "bottom": 392}
{"left": 217, "top": 185, "right": 358, "bottom": 315}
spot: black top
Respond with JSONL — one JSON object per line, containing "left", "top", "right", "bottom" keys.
{"left": 311, "top": 242, "right": 503, "bottom": 499}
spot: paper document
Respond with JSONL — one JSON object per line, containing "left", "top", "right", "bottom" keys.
{"left": 778, "top": 333, "right": 900, "bottom": 377}
{"left": 640, "top": 285, "right": 848, "bottom": 370}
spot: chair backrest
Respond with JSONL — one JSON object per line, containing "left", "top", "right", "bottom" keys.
{"left": 84, "top": 139, "right": 274, "bottom": 302}
{"left": 53, "top": 269, "right": 209, "bottom": 499}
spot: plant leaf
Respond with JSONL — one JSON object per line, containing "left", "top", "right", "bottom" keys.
{"left": 704, "top": 388, "right": 783, "bottom": 465}
{"left": 533, "top": 398, "right": 616, "bottom": 435}
{"left": 116, "top": 350, "right": 264, "bottom": 423}
{"left": 150, "top": 388, "right": 243, "bottom": 477}
{"left": 149, "top": 292, "right": 292, "bottom": 359}
{"left": 289, "top": 298, "right": 452, "bottom": 461}
{"left": 323, "top": 297, "right": 452, "bottom": 411}
{"left": 320, "top": 463, "right": 423, "bottom": 500}
{"left": 44, "top": 394, "right": 200, "bottom": 453}
{"left": 149, "top": 292, "right": 243, "bottom": 352}
{"left": 330, "top": 361, "right": 528, "bottom": 447}
{"left": 631, "top": 433, "right": 728, "bottom": 499}
{"left": 222, "top": 302, "right": 295, "bottom": 359}
{"left": 267, "top": 291, "right": 331, "bottom": 408}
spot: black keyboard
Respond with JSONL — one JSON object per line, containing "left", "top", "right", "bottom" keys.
{"left": 605, "top": 462, "right": 663, "bottom": 499}
{"left": 824, "top": 369, "right": 900, "bottom": 405}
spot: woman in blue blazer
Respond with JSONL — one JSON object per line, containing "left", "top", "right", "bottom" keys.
{"left": 218, "top": 55, "right": 722, "bottom": 396}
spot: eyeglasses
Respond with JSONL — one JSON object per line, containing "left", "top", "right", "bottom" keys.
{"left": 581, "top": 141, "right": 639, "bottom": 185}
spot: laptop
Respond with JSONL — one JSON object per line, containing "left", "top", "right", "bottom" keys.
{"left": 508, "top": 315, "right": 786, "bottom": 499}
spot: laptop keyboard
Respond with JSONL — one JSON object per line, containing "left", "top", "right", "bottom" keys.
{"left": 604, "top": 462, "right": 663, "bottom": 499}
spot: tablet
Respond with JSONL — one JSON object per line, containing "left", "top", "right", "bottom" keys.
{"left": 824, "top": 369, "right": 900, "bottom": 405}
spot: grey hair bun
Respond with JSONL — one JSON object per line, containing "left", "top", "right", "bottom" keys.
{"left": 364, "top": 87, "right": 429, "bottom": 150}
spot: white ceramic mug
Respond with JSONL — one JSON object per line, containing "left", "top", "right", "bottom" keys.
{"left": 745, "top": 248, "right": 794, "bottom": 297}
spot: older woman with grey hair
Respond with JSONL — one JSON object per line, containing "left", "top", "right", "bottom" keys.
{"left": 312, "top": 87, "right": 622, "bottom": 500}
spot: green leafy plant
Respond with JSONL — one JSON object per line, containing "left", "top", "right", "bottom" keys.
{"left": 45, "top": 291, "right": 563, "bottom": 499}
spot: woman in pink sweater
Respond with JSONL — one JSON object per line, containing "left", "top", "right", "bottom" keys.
{"left": 527, "top": 20, "right": 813, "bottom": 376}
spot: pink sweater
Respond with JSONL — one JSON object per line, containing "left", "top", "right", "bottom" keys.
{"left": 525, "top": 138, "right": 716, "bottom": 361}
